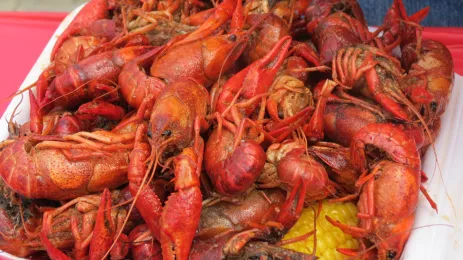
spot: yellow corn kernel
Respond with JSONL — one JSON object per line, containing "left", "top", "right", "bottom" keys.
{"left": 282, "top": 200, "right": 359, "bottom": 260}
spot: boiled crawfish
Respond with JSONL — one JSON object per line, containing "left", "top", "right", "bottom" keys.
{"left": 327, "top": 161, "right": 420, "bottom": 260}
{"left": 0, "top": 111, "right": 144, "bottom": 200}
{"left": 127, "top": 79, "right": 208, "bottom": 260}
{"left": 196, "top": 188, "right": 315, "bottom": 259}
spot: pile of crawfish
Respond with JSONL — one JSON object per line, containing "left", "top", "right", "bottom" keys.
{"left": 0, "top": 0, "right": 454, "bottom": 259}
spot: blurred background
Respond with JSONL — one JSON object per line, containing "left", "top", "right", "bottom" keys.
{"left": 0, "top": 0, "right": 462, "bottom": 26}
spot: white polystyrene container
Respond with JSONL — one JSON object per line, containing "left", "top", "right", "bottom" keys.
{"left": 0, "top": 3, "right": 462, "bottom": 260}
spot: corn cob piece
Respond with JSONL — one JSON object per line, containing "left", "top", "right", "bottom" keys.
{"left": 282, "top": 200, "right": 359, "bottom": 260}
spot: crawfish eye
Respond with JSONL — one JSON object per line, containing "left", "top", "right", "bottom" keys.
{"left": 228, "top": 34, "right": 237, "bottom": 42}
{"left": 162, "top": 130, "right": 172, "bottom": 137}
{"left": 430, "top": 101, "right": 438, "bottom": 112}
{"left": 386, "top": 250, "right": 397, "bottom": 259}
{"left": 147, "top": 129, "right": 152, "bottom": 138}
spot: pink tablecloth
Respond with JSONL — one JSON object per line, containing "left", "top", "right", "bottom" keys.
{"left": 0, "top": 12, "right": 67, "bottom": 117}
{"left": 0, "top": 12, "right": 462, "bottom": 117}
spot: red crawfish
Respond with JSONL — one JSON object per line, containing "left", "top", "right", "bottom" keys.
{"left": 150, "top": 0, "right": 246, "bottom": 82}
{"left": 205, "top": 46, "right": 315, "bottom": 197}
{"left": 327, "top": 161, "right": 420, "bottom": 260}
{"left": 47, "top": 79, "right": 210, "bottom": 258}
{"left": 309, "top": 142, "right": 359, "bottom": 193}
{"left": 204, "top": 103, "right": 312, "bottom": 197}
{"left": 54, "top": 36, "right": 106, "bottom": 75}
{"left": 215, "top": 36, "right": 292, "bottom": 124}
{"left": 50, "top": 79, "right": 209, "bottom": 259}
{"left": 0, "top": 182, "right": 43, "bottom": 257}
{"left": 11, "top": 108, "right": 113, "bottom": 139}
{"left": 128, "top": 123, "right": 203, "bottom": 260}
{"left": 350, "top": 123, "right": 421, "bottom": 173}
{"left": 0, "top": 111, "right": 146, "bottom": 200}
{"left": 181, "top": 0, "right": 235, "bottom": 26}
{"left": 242, "top": 13, "right": 290, "bottom": 64}
{"left": 349, "top": 123, "right": 437, "bottom": 212}
{"left": 305, "top": 0, "right": 366, "bottom": 35}
{"left": 0, "top": 136, "right": 129, "bottom": 200}
{"left": 40, "top": 189, "right": 130, "bottom": 260}
{"left": 265, "top": 74, "right": 313, "bottom": 124}
{"left": 128, "top": 224, "right": 162, "bottom": 260}
{"left": 260, "top": 139, "right": 338, "bottom": 211}
{"left": 53, "top": 18, "right": 120, "bottom": 74}
{"left": 381, "top": 0, "right": 430, "bottom": 49}
{"left": 312, "top": 11, "right": 376, "bottom": 64}
{"left": 195, "top": 188, "right": 316, "bottom": 259}
{"left": 331, "top": 44, "right": 416, "bottom": 121}
{"left": 149, "top": 32, "right": 248, "bottom": 89}
{"left": 401, "top": 39, "right": 454, "bottom": 125}
{"left": 127, "top": 79, "right": 208, "bottom": 260}
{"left": 31, "top": 46, "right": 155, "bottom": 134}
{"left": 323, "top": 102, "right": 385, "bottom": 147}
{"left": 190, "top": 232, "right": 316, "bottom": 260}
{"left": 119, "top": 30, "right": 249, "bottom": 110}
{"left": 50, "top": 0, "right": 110, "bottom": 61}
{"left": 204, "top": 125, "right": 266, "bottom": 197}
{"left": 44, "top": 46, "right": 155, "bottom": 109}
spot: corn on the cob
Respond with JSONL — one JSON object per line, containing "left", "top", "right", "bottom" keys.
{"left": 282, "top": 200, "right": 359, "bottom": 260}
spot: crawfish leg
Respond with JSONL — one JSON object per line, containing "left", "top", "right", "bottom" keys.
{"left": 325, "top": 215, "right": 369, "bottom": 238}
{"left": 222, "top": 229, "right": 261, "bottom": 256}
{"left": 266, "top": 106, "right": 314, "bottom": 143}
{"left": 275, "top": 179, "right": 307, "bottom": 229}
{"left": 420, "top": 184, "right": 438, "bottom": 213}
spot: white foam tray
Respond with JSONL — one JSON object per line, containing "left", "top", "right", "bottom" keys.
{"left": 0, "top": 3, "right": 462, "bottom": 260}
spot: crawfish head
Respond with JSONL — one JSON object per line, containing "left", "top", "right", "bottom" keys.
{"left": 148, "top": 79, "right": 209, "bottom": 154}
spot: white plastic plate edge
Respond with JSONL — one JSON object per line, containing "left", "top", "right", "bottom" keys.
{"left": 0, "top": 3, "right": 461, "bottom": 260}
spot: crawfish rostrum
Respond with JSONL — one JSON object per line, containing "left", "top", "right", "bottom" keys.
{"left": 0, "top": 0, "right": 454, "bottom": 259}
